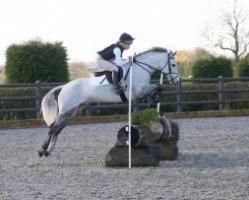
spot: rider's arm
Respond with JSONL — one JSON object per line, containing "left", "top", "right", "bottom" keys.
{"left": 113, "top": 47, "right": 129, "bottom": 66}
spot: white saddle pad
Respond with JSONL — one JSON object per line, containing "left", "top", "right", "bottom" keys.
{"left": 90, "top": 75, "right": 109, "bottom": 86}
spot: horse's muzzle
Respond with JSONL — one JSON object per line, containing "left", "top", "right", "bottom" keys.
{"left": 172, "top": 77, "right": 180, "bottom": 85}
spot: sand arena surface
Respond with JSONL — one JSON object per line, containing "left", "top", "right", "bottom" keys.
{"left": 0, "top": 116, "right": 249, "bottom": 199}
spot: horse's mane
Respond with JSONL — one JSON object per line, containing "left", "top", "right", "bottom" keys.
{"left": 136, "top": 47, "right": 168, "bottom": 57}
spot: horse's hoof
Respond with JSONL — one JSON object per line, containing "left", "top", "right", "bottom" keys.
{"left": 44, "top": 152, "right": 50, "bottom": 157}
{"left": 156, "top": 83, "right": 161, "bottom": 89}
{"left": 41, "top": 144, "right": 47, "bottom": 151}
{"left": 38, "top": 150, "right": 44, "bottom": 157}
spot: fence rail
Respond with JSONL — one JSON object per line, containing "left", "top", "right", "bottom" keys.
{"left": 1, "top": 77, "right": 249, "bottom": 119}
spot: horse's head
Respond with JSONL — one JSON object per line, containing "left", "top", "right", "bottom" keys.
{"left": 162, "top": 50, "right": 180, "bottom": 85}
{"left": 134, "top": 47, "right": 180, "bottom": 85}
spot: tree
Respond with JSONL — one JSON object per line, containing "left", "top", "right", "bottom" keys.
{"left": 0, "top": 68, "right": 5, "bottom": 83}
{"left": 203, "top": 0, "right": 249, "bottom": 63}
{"left": 176, "top": 50, "right": 192, "bottom": 78}
{"left": 68, "top": 61, "right": 91, "bottom": 80}
{"left": 177, "top": 48, "right": 211, "bottom": 77}
{"left": 218, "top": 0, "right": 249, "bottom": 63}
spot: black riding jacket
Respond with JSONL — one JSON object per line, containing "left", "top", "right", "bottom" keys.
{"left": 97, "top": 43, "right": 125, "bottom": 60}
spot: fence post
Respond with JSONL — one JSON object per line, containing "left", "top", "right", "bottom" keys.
{"left": 218, "top": 76, "right": 224, "bottom": 110}
{"left": 133, "top": 99, "right": 138, "bottom": 111}
{"left": 35, "top": 80, "right": 42, "bottom": 119}
{"left": 176, "top": 78, "right": 182, "bottom": 112}
{"left": 85, "top": 103, "right": 92, "bottom": 116}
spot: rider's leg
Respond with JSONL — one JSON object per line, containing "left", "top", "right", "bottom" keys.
{"left": 95, "top": 56, "right": 123, "bottom": 95}
{"left": 95, "top": 56, "right": 117, "bottom": 72}
{"left": 112, "top": 70, "right": 123, "bottom": 95}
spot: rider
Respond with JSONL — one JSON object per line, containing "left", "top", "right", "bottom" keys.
{"left": 95, "top": 32, "right": 135, "bottom": 95}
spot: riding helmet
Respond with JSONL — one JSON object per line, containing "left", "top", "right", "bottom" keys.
{"left": 119, "top": 33, "right": 135, "bottom": 44}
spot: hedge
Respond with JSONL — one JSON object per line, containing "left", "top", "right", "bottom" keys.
{"left": 5, "top": 40, "right": 69, "bottom": 83}
{"left": 192, "top": 56, "right": 233, "bottom": 78}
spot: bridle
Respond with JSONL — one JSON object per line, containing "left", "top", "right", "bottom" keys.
{"left": 133, "top": 52, "right": 179, "bottom": 83}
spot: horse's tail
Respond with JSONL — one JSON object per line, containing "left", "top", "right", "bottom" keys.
{"left": 41, "top": 85, "right": 63, "bottom": 126}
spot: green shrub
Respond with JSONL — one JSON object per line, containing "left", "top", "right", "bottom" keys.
{"left": 5, "top": 40, "right": 69, "bottom": 83}
{"left": 131, "top": 109, "right": 159, "bottom": 125}
{"left": 192, "top": 56, "right": 233, "bottom": 78}
{"left": 238, "top": 58, "right": 249, "bottom": 77}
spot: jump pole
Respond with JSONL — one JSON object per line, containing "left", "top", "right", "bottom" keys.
{"left": 157, "top": 73, "right": 164, "bottom": 114}
{"left": 126, "top": 62, "right": 133, "bottom": 169}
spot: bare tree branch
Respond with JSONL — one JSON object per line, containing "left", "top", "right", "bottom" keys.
{"left": 201, "top": 0, "right": 249, "bottom": 63}
{"left": 217, "top": 0, "right": 249, "bottom": 62}
{"left": 238, "top": 42, "right": 249, "bottom": 57}
{"left": 220, "top": 42, "right": 236, "bottom": 54}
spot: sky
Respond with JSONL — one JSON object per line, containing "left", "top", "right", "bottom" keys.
{"left": 0, "top": 0, "right": 249, "bottom": 66}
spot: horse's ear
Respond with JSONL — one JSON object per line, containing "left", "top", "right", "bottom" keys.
{"left": 173, "top": 51, "right": 177, "bottom": 56}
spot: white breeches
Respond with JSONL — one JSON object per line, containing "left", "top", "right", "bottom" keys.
{"left": 95, "top": 55, "right": 119, "bottom": 72}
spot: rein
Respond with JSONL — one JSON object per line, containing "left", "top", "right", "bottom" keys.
{"left": 124, "top": 59, "right": 165, "bottom": 81}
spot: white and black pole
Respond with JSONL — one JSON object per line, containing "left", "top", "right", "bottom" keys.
{"left": 157, "top": 73, "right": 164, "bottom": 114}
{"left": 126, "top": 60, "right": 133, "bottom": 169}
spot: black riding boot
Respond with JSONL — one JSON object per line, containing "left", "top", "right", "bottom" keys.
{"left": 112, "top": 71, "right": 122, "bottom": 95}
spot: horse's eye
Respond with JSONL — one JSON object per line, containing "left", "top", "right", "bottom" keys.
{"left": 172, "top": 64, "right": 176, "bottom": 67}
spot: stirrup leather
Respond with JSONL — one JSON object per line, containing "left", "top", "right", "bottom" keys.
{"left": 114, "top": 83, "right": 124, "bottom": 95}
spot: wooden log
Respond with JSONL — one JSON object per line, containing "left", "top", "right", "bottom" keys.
{"left": 151, "top": 141, "right": 178, "bottom": 160}
{"left": 148, "top": 117, "right": 179, "bottom": 160}
{"left": 147, "top": 122, "right": 164, "bottom": 142}
{"left": 105, "top": 146, "right": 160, "bottom": 167}
{"left": 135, "top": 125, "right": 163, "bottom": 146}
{"left": 159, "top": 116, "right": 172, "bottom": 140}
{"left": 159, "top": 116, "right": 179, "bottom": 144}
{"left": 116, "top": 125, "right": 140, "bottom": 147}
{"left": 116, "top": 117, "right": 180, "bottom": 148}
{"left": 170, "top": 120, "right": 179, "bottom": 144}
{"left": 108, "top": 125, "right": 161, "bottom": 167}
{"left": 116, "top": 125, "right": 150, "bottom": 147}
{"left": 111, "top": 117, "right": 179, "bottom": 164}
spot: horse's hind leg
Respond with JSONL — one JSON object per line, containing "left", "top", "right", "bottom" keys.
{"left": 38, "top": 122, "right": 65, "bottom": 157}
{"left": 38, "top": 107, "right": 79, "bottom": 157}
{"left": 38, "top": 123, "right": 55, "bottom": 157}
{"left": 45, "top": 123, "right": 65, "bottom": 156}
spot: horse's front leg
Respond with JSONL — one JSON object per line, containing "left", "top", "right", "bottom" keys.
{"left": 137, "top": 83, "right": 161, "bottom": 97}
{"left": 137, "top": 84, "right": 162, "bottom": 106}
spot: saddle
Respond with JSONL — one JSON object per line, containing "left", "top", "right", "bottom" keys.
{"left": 94, "top": 67, "right": 123, "bottom": 84}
